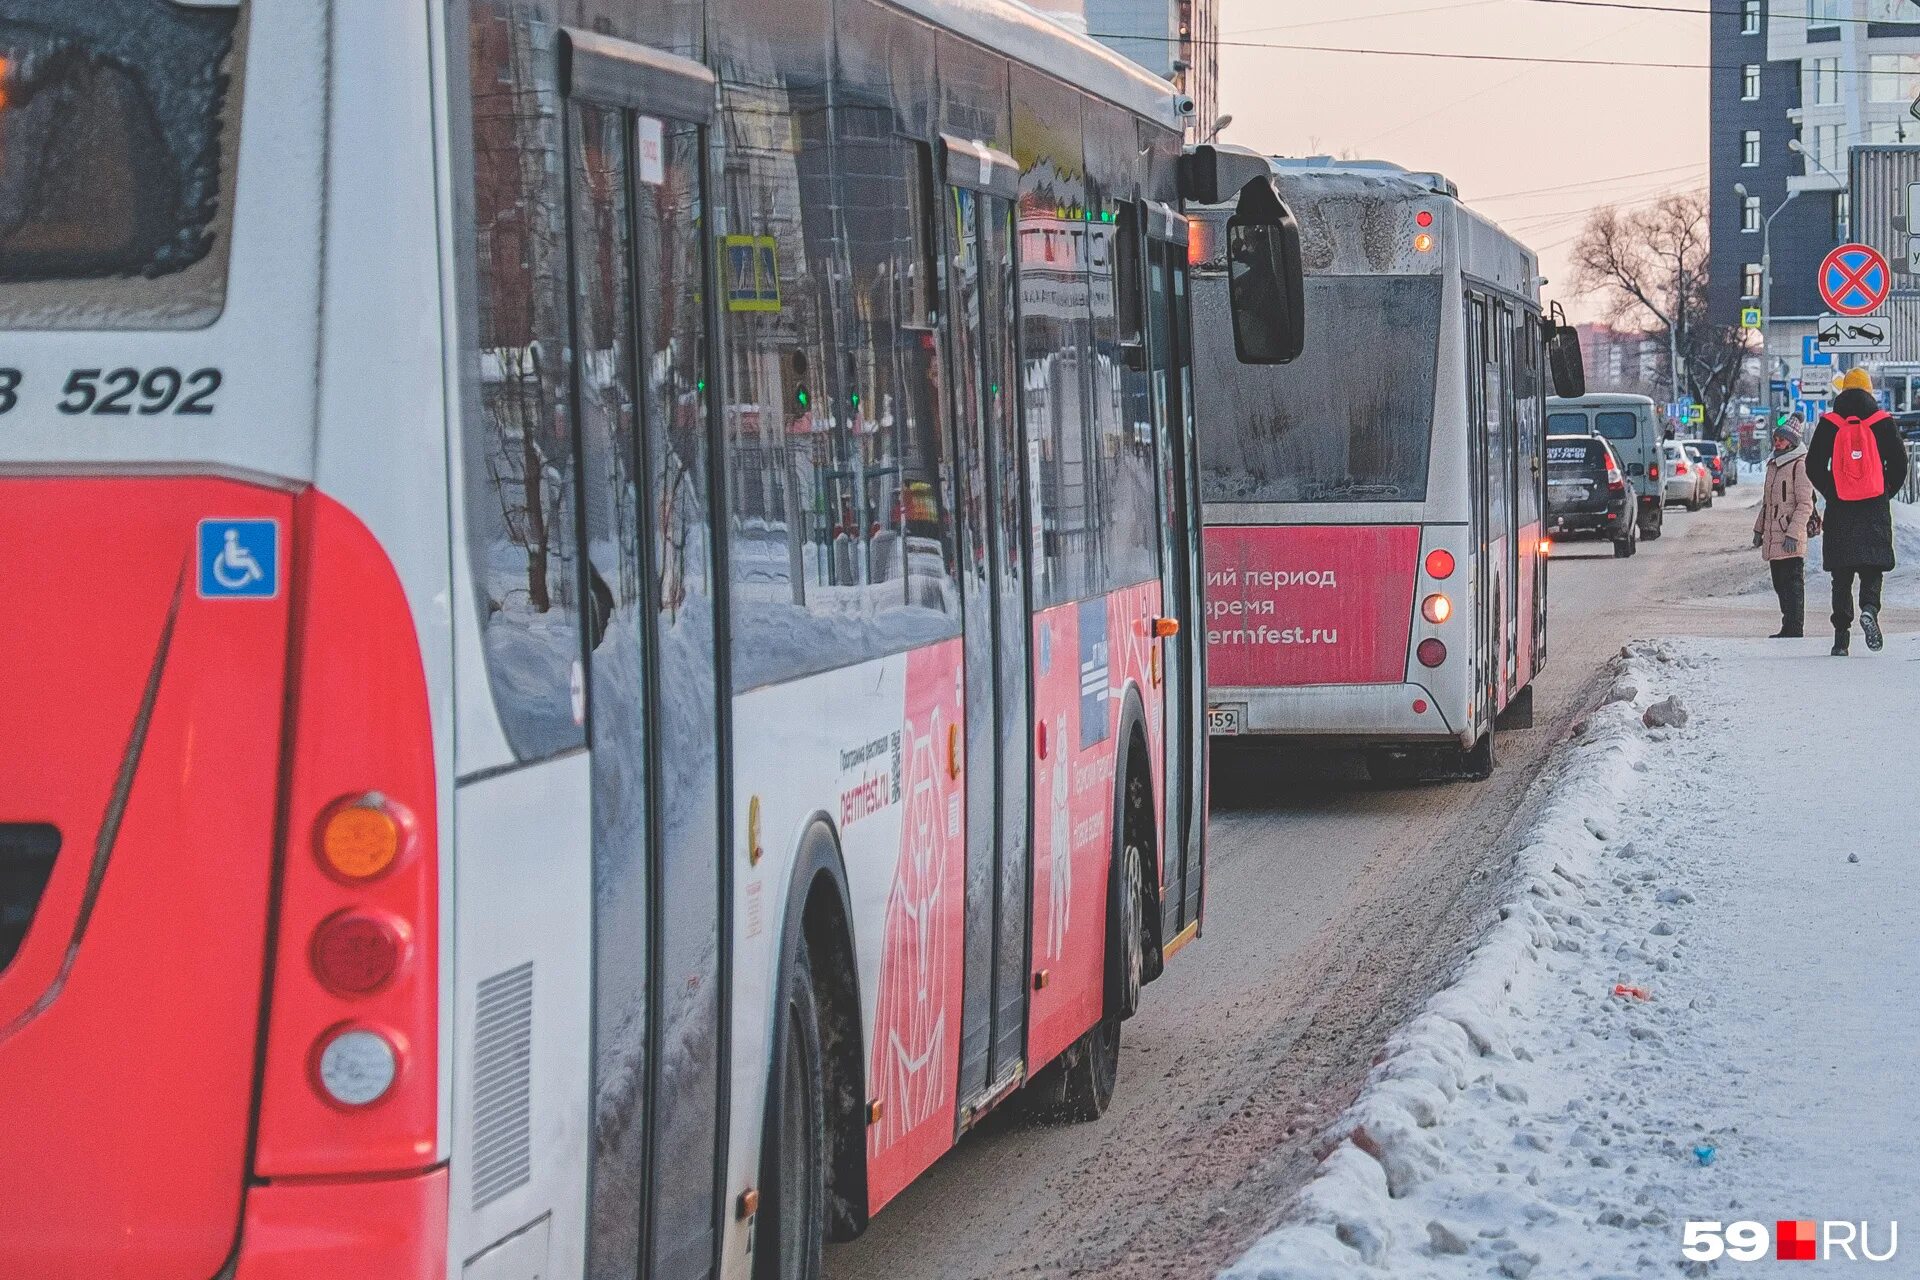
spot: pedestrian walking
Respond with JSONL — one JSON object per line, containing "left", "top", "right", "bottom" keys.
{"left": 1807, "top": 368, "right": 1909, "bottom": 656}
{"left": 1753, "top": 420, "right": 1818, "bottom": 638}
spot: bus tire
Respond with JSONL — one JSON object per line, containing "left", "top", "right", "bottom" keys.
{"left": 1026, "top": 1011, "right": 1122, "bottom": 1125}
{"left": 1027, "top": 818, "right": 1141, "bottom": 1125}
{"left": 1463, "top": 724, "right": 1496, "bottom": 780}
{"left": 758, "top": 944, "right": 828, "bottom": 1280}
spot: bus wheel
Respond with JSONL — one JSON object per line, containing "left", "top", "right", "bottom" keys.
{"left": 1462, "top": 725, "right": 1496, "bottom": 780}
{"left": 1027, "top": 1011, "right": 1121, "bottom": 1125}
{"left": 759, "top": 946, "right": 827, "bottom": 1280}
{"left": 1027, "top": 843, "right": 1138, "bottom": 1124}
{"left": 1114, "top": 836, "right": 1147, "bottom": 1020}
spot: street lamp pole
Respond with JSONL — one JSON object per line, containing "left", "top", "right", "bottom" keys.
{"left": 1736, "top": 179, "right": 1802, "bottom": 417}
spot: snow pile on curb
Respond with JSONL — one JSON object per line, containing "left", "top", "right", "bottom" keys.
{"left": 1224, "top": 644, "right": 1698, "bottom": 1279}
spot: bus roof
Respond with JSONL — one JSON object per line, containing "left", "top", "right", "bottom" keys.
{"left": 891, "top": 0, "right": 1188, "bottom": 129}
{"left": 1229, "top": 156, "right": 1538, "bottom": 297}
{"left": 1549, "top": 393, "right": 1657, "bottom": 408}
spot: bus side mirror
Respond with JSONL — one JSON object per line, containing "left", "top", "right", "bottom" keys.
{"left": 1226, "top": 177, "right": 1305, "bottom": 365}
{"left": 1546, "top": 303, "right": 1585, "bottom": 398}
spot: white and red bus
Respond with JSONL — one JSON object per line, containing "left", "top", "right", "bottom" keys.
{"left": 0, "top": 4, "right": 1297, "bottom": 1279}
{"left": 1192, "top": 157, "right": 1575, "bottom": 779}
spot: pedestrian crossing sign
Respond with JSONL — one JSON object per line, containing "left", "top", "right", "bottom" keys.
{"left": 1742, "top": 307, "right": 1762, "bottom": 330}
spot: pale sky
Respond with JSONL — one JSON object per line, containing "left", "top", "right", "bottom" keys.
{"left": 1216, "top": 0, "right": 1712, "bottom": 322}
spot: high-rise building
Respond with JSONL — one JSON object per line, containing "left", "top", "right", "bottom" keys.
{"left": 1710, "top": 0, "right": 1920, "bottom": 406}
{"left": 1079, "top": 0, "right": 1218, "bottom": 141}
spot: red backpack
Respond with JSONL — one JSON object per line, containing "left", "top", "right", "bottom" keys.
{"left": 1829, "top": 409, "right": 1890, "bottom": 501}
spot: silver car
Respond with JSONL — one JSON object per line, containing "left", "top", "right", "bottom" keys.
{"left": 1662, "top": 441, "right": 1711, "bottom": 511}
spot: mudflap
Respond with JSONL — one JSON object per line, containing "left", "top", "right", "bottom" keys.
{"left": 1496, "top": 684, "right": 1536, "bottom": 731}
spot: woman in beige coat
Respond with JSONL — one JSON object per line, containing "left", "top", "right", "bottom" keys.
{"left": 1753, "top": 421, "right": 1819, "bottom": 638}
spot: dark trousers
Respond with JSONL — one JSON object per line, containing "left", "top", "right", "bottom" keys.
{"left": 1831, "top": 568, "right": 1885, "bottom": 629}
{"left": 1770, "top": 557, "right": 1805, "bottom": 634}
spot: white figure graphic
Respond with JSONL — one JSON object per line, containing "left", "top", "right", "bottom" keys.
{"left": 1047, "top": 714, "right": 1072, "bottom": 960}
{"left": 211, "top": 528, "right": 265, "bottom": 590}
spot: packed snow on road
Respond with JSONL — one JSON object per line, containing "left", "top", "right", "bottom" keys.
{"left": 1225, "top": 619, "right": 1920, "bottom": 1276}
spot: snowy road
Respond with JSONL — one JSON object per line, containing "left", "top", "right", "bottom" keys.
{"left": 829, "top": 492, "right": 1803, "bottom": 1280}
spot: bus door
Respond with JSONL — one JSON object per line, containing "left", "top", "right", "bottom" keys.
{"left": 943, "top": 144, "right": 1035, "bottom": 1118}
{"left": 1468, "top": 295, "right": 1496, "bottom": 729}
{"left": 1496, "top": 301, "right": 1521, "bottom": 698}
{"left": 562, "top": 34, "right": 728, "bottom": 1280}
{"left": 1146, "top": 215, "right": 1202, "bottom": 943}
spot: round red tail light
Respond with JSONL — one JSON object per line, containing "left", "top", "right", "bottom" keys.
{"left": 1417, "top": 638, "right": 1447, "bottom": 668}
{"left": 312, "top": 911, "right": 405, "bottom": 995}
{"left": 1424, "top": 548, "right": 1456, "bottom": 580}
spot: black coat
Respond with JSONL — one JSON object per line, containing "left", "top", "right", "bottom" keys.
{"left": 1807, "top": 395, "right": 1909, "bottom": 572}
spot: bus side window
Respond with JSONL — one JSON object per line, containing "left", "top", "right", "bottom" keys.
{"left": 1013, "top": 66, "right": 1096, "bottom": 607}
{"left": 457, "top": 0, "right": 589, "bottom": 762}
{"left": 1086, "top": 125, "right": 1159, "bottom": 591}
{"left": 723, "top": 31, "right": 963, "bottom": 693}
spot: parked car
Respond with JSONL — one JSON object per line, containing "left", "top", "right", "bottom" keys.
{"left": 1548, "top": 392, "right": 1666, "bottom": 541}
{"left": 1547, "top": 434, "right": 1637, "bottom": 557}
{"left": 1685, "top": 445, "right": 1714, "bottom": 508}
{"left": 1682, "top": 438, "right": 1729, "bottom": 495}
{"left": 1662, "top": 441, "right": 1708, "bottom": 511}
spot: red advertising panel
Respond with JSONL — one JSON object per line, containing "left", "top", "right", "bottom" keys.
{"left": 1204, "top": 525, "right": 1422, "bottom": 688}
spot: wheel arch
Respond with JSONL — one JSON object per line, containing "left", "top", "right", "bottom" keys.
{"left": 766, "top": 814, "right": 869, "bottom": 1243}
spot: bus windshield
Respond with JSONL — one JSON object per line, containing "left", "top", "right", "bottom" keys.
{"left": 0, "top": 0, "right": 243, "bottom": 329}
{"left": 1199, "top": 274, "right": 1441, "bottom": 503}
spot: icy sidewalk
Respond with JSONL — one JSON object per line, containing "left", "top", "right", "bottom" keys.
{"left": 1225, "top": 635, "right": 1920, "bottom": 1278}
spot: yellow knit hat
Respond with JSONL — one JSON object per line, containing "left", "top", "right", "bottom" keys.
{"left": 1840, "top": 368, "right": 1874, "bottom": 393}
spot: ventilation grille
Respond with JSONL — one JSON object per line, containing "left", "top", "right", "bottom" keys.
{"left": 472, "top": 961, "right": 535, "bottom": 1210}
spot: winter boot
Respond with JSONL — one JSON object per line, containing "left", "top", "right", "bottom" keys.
{"left": 1862, "top": 608, "right": 1884, "bottom": 652}
{"left": 1832, "top": 626, "right": 1851, "bottom": 657}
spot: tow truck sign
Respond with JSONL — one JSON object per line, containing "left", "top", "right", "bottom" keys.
{"left": 1815, "top": 313, "right": 1892, "bottom": 354}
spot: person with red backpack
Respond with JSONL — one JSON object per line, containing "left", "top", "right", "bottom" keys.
{"left": 1807, "top": 368, "right": 1909, "bottom": 655}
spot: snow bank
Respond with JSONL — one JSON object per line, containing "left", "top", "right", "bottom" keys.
{"left": 1227, "top": 630, "right": 1920, "bottom": 1276}
{"left": 1223, "top": 644, "right": 1689, "bottom": 1279}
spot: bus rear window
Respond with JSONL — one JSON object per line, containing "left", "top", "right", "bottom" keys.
{"left": 1547, "top": 412, "right": 1589, "bottom": 435}
{"left": 0, "top": 0, "right": 242, "bottom": 329}
{"left": 1198, "top": 274, "right": 1441, "bottom": 503}
{"left": 1593, "top": 411, "right": 1639, "bottom": 441}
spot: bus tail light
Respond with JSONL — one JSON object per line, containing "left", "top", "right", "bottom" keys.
{"left": 1649, "top": 461, "right": 1660, "bottom": 480}
{"left": 254, "top": 491, "right": 438, "bottom": 1177}
{"left": 1417, "top": 639, "right": 1447, "bottom": 668}
{"left": 311, "top": 911, "right": 407, "bottom": 996}
{"left": 1424, "top": 548, "right": 1456, "bottom": 580}
{"left": 1421, "top": 593, "right": 1453, "bottom": 624}
{"left": 1539, "top": 538, "right": 1554, "bottom": 556}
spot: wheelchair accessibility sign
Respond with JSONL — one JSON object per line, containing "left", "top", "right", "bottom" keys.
{"left": 197, "top": 519, "right": 279, "bottom": 599}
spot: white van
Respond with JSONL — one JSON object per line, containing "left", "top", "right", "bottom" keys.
{"left": 1547, "top": 393, "right": 1666, "bottom": 540}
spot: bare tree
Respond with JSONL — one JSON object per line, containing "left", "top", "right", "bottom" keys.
{"left": 1572, "top": 192, "right": 1752, "bottom": 438}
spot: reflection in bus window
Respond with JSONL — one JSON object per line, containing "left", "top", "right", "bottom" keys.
{"left": 1198, "top": 275, "right": 1442, "bottom": 504}
{"left": 0, "top": 0, "right": 243, "bottom": 328}
{"left": 1015, "top": 69, "right": 1096, "bottom": 606}
{"left": 722, "top": 77, "right": 959, "bottom": 693}
{"left": 460, "top": 0, "right": 586, "bottom": 761}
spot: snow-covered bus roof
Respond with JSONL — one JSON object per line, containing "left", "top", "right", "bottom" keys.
{"left": 890, "top": 0, "right": 1188, "bottom": 130}
{"left": 1236, "top": 156, "right": 1541, "bottom": 301}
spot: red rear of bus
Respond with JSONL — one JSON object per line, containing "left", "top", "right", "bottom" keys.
{"left": 0, "top": 6, "right": 446, "bottom": 1275}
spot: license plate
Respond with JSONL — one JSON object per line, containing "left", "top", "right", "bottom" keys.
{"left": 1207, "top": 703, "right": 1246, "bottom": 735}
